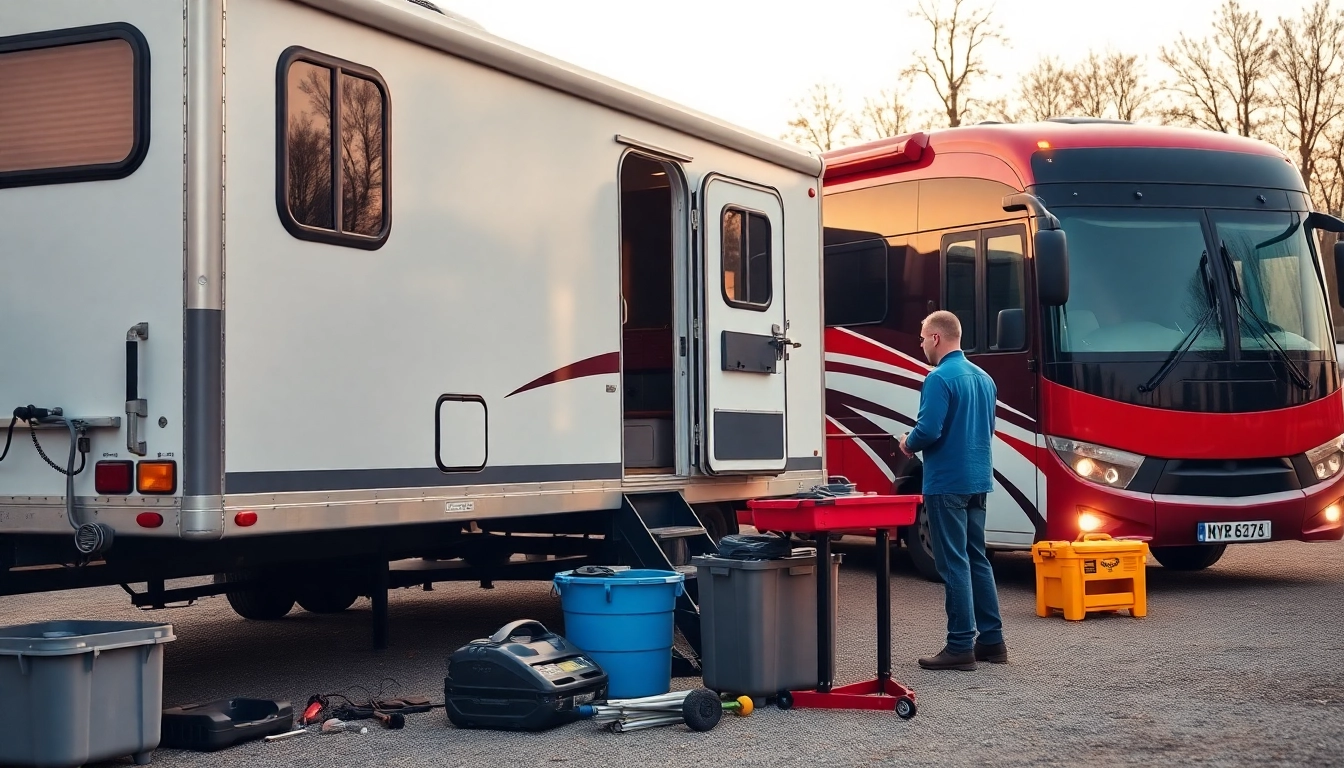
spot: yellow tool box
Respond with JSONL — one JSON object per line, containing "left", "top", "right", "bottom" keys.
{"left": 1031, "top": 534, "right": 1149, "bottom": 621}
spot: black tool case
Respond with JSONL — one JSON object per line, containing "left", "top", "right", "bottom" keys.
{"left": 160, "top": 698, "right": 294, "bottom": 751}
{"left": 445, "top": 620, "right": 608, "bottom": 731}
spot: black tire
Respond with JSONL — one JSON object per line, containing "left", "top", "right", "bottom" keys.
{"left": 902, "top": 504, "right": 943, "bottom": 583}
{"left": 896, "top": 696, "right": 917, "bottom": 719}
{"left": 297, "top": 590, "right": 359, "bottom": 614}
{"left": 681, "top": 688, "right": 724, "bottom": 732}
{"left": 775, "top": 691, "right": 794, "bottom": 710}
{"left": 696, "top": 503, "right": 739, "bottom": 545}
{"left": 1152, "top": 543, "right": 1227, "bottom": 571}
{"left": 218, "top": 572, "right": 296, "bottom": 621}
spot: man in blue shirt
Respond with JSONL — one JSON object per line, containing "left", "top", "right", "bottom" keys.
{"left": 899, "top": 310, "right": 1006, "bottom": 671}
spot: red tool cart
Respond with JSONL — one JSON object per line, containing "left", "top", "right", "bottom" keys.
{"left": 748, "top": 491, "right": 920, "bottom": 718}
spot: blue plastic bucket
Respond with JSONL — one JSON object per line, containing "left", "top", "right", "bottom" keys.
{"left": 553, "top": 568, "right": 685, "bottom": 699}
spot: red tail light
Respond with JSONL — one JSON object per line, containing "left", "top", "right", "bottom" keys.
{"left": 94, "top": 461, "right": 134, "bottom": 495}
{"left": 234, "top": 511, "right": 258, "bottom": 527}
{"left": 136, "top": 512, "right": 164, "bottom": 528}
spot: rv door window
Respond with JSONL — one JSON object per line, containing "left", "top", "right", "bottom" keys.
{"left": 943, "top": 235, "right": 979, "bottom": 350}
{"left": 279, "top": 48, "right": 390, "bottom": 248}
{"left": 985, "top": 230, "right": 1027, "bottom": 351}
{"left": 0, "top": 24, "right": 149, "bottom": 188}
{"left": 722, "top": 208, "right": 773, "bottom": 309}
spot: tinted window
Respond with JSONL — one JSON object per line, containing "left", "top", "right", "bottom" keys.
{"left": 986, "top": 230, "right": 1026, "bottom": 351}
{"left": 919, "top": 177, "right": 1020, "bottom": 232}
{"left": 0, "top": 24, "right": 148, "bottom": 187}
{"left": 1030, "top": 147, "right": 1307, "bottom": 191}
{"left": 280, "top": 49, "right": 390, "bottom": 248}
{"left": 824, "top": 231, "right": 888, "bottom": 326}
{"left": 722, "top": 208, "right": 772, "bottom": 308}
{"left": 822, "top": 182, "right": 918, "bottom": 239}
{"left": 943, "top": 235, "right": 978, "bottom": 350}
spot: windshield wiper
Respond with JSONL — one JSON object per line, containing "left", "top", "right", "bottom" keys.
{"left": 1139, "top": 251, "right": 1219, "bottom": 393}
{"left": 1219, "top": 242, "right": 1313, "bottom": 390}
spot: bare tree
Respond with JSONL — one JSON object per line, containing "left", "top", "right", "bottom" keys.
{"left": 1272, "top": 0, "right": 1344, "bottom": 195}
{"left": 784, "top": 82, "right": 851, "bottom": 152}
{"left": 1066, "top": 52, "right": 1110, "bottom": 118}
{"left": 1016, "top": 56, "right": 1072, "bottom": 122}
{"left": 1106, "top": 52, "right": 1156, "bottom": 121}
{"left": 902, "top": 0, "right": 1005, "bottom": 127}
{"left": 852, "top": 87, "right": 915, "bottom": 141}
{"left": 1063, "top": 50, "right": 1155, "bottom": 120}
{"left": 1159, "top": 0, "right": 1274, "bottom": 136}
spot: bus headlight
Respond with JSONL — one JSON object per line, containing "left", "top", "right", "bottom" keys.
{"left": 1305, "top": 434, "right": 1344, "bottom": 483}
{"left": 1048, "top": 436, "right": 1144, "bottom": 490}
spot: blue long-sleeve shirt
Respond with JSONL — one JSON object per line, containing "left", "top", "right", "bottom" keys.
{"left": 905, "top": 350, "right": 997, "bottom": 495}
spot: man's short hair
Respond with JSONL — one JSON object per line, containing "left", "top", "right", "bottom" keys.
{"left": 922, "top": 310, "right": 962, "bottom": 340}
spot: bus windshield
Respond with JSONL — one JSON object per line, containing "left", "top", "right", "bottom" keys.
{"left": 1052, "top": 207, "right": 1330, "bottom": 358}
{"left": 1054, "top": 208, "right": 1224, "bottom": 356}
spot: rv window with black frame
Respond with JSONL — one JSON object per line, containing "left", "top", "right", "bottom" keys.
{"left": 823, "top": 230, "right": 888, "bottom": 327}
{"left": 722, "top": 208, "right": 772, "bottom": 309}
{"left": 279, "top": 49, "right": 390, "bottom": 248}
{"left": 943, "top": 234, "right": 978, "bottom": 350}
{"left": 0, "top": 23, "right": 149, "bottom": 188}
{"left": 986, "top": 229, "right": 1027, "bottom": 351}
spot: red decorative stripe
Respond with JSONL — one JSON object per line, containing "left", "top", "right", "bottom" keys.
{"left": 506, "top": 352, "right": 620, "bottom": 398}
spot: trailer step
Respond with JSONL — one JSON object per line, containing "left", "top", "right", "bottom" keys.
{"left": 648, "top": 525, "right": 708, "bottom": 540}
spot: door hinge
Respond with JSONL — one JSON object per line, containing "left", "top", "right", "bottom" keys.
{"left": 693, "top": 424, "right": 701, "bottom": 446}
{"left": 691, "top": 208, "right": 699, "bottom": 230}
{"left": 692, "top": 319, "right": 701, "bottom": 339}
{"left": 1027, "top": 358, "right": 1038, "bottom": 372}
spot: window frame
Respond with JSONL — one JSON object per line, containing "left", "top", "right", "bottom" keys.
{"left": 719, "top": 205, "right": 773, "bottom": 311}
{"left": 822, "top": 235, "right": 890, "bottom": 328}
{"left": 275, "top": 46, "right": 392, "bottom": 250}
{"left": 0, "top": 22, "right": 151, "bottom": 190}
{"left": 940, "top": 224, "right": 1031, "bottom": 354}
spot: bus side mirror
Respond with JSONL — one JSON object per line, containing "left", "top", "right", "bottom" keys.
{"left": 1035, "top": 229, "right": 1070, "bottom": 306}
{"left": 994, "top": 308, "right": 1026, "bottom": 351}
{"left": 1335, "top": 241, "right": 1344, "bottom": 308}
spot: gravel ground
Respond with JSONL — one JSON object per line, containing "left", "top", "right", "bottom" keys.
{"left": 2, "top": 537, "right": 1342, "bottom": 768}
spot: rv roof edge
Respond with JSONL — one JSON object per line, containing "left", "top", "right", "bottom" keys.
{"left": 290, "top": 0, "right": 823, "bottom": 177}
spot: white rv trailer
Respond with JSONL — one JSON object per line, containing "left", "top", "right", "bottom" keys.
{"left": 0, "top": 0, "right": 826, "bottom": 638}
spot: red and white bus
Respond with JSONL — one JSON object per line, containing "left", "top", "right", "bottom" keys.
{"left": 816, "top": 120, "right": 1344, "bottom": 580}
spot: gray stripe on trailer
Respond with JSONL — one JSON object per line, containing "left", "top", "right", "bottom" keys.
{"left": 184, "top": 308, "right": 223, "bottom": 496}
{"left": 225, "top": 463, "right": 625, "bottom": 494}
{"left": 785, "top": 456, "right": 823, "bottom": 471}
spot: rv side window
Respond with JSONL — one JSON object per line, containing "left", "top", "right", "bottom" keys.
{"left": 942, "top": 234, "right": 979, "bottom": 350}
{"left": 0, "top": 23, "right": 150, "bottom": 188}
{"left": 985, "top": 228, "right": 1027, "bottom": 351}
{"left": 278, "top": 48, "right": 390, "bottom": 248}
{"left": 722, "top": 208, "right": 772, "bottom": 309}
{"left": 823, "top": 230, "right": 888, "bottom": 327}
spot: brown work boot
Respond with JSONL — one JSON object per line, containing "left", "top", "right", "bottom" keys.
{"left": 974, "top": 641, "right": 1008, "bottom": 664}
{"left": 918, "top": 646, "right": 977, "bottom": 671}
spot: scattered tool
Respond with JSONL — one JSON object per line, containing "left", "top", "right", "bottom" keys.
{"left": 576, "top": 688, "right": 751, "bottom": 733}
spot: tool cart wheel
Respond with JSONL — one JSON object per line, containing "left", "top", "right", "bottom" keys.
{"left": 895, "top": 696, "right": 917, "bottom": 719}
{"left": 775, "top": 691, "right": 793, "bottom": 711}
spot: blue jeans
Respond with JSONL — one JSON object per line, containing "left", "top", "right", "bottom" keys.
{"left": 925, "top": 493, "right": 1003, "bottom": 653}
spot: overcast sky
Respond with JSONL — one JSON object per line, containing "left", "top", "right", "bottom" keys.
{"left": 449, "top": 0, "right": 1294, "bottom": 142}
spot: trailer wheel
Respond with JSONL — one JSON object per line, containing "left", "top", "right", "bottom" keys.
{"left": 895, "top": 696, "right": 916, "bottom": 719}
{"left": 297, "top": 590, "right": 360, "bottom": 614}
{"left": 775, "top": 691, "right": 793, "bottom": 710}
{"left": 902, "top": 504, "right": 942, "bottom": 583}
{"left": 218, "top": 572, "right": 296, "bottom": 621}
{"left": 695, "top": 503, "right": 739, "bottom": 544}
{"left": 1152, "top": 543, "right": 1227, "bottom": 571}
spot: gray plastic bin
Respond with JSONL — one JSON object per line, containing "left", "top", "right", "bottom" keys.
{"left": 0, "top": 620, "right": 175, "bottom": 768}
{"left": 692, "top": 548, "right": 841, "bottom": 697}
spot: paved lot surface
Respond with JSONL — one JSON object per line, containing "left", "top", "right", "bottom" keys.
{"left": 3, "top": 537, "right": 1343, "bottom": 768}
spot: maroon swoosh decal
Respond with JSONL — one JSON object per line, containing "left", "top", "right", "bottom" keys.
{"left": 506, "top": 352, "right": 620, "bottom": 398}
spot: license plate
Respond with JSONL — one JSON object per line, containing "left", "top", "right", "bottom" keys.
{"left": 1197, "top": 520, "right": 1271, "bottom": 543}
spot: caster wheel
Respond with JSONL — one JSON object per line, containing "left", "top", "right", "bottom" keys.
{"left": 775, "top": 691, "right": 794, "bottom": 710}
{"left": 895, "top": 696, "right": 916, "bottom": 719}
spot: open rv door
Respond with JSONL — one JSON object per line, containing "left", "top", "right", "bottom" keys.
{"left": 693, "top": 175, "right": 791, "bottom": 475}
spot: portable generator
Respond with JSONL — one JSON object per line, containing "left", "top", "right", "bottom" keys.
{"left": 445, "top": 619, "right": 608, "bottom": 731}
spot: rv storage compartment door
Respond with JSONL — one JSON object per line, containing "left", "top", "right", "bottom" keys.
{"left": 697, "top": 176, "right": 788, "bottom": 474}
